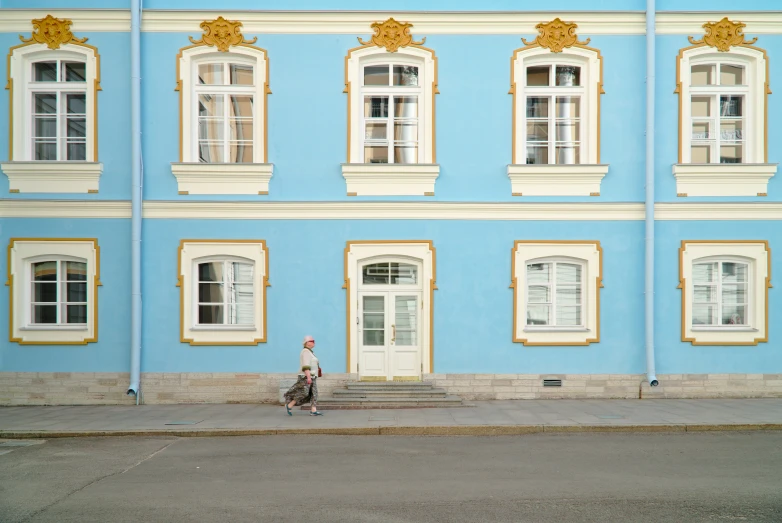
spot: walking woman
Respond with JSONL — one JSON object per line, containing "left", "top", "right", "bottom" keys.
{"left": 284, "top": 335, "right": 323, "bottom": 416}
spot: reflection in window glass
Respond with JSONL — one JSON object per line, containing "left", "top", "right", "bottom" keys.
{"left": 197, "top": 260, "right": 254, "bottom": 325}
{"left": 362, "top": 262, "right": 418, "bottom": 285}
{"left": 692, "top": 260, "right": 748, "bottom": 326}
{"left": 526, "top": 261, "right": 583, "bottom": 327}
{"left": 30, "top": 259, "right": 88, "bottom": 325}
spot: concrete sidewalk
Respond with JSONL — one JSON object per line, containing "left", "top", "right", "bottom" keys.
{"left": 2, "top": 399, "right": 782, "bottom": 438}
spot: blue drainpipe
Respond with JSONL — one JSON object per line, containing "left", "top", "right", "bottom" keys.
{"left": 128, "top": 0, "right": 142, "bottom": 402}
{"left": 645, "top": 0, "right": 659, "bottom": 387}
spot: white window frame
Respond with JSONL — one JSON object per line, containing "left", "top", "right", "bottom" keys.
{"left": 342, "top": 46, "right": 439, "bottom": 196}
{"left": 508, "top": 46, "right": 607, "bottom": 196}
{"left": 680, "top": 241, "right": 770, "bottom": 345}
{"left": 193, "top": 256, "right": 256, "bottom": 328}
{"left": 1, "top": 44, "right": 102, "bottom": 193}
{"left": 512, "top": 241, "right": 602, "bottom": 345}
{"left": 172, "top": 45, "right": 272, "bottom": 195}
{"left": 178, "top": 240, "right": 269, "bottom": 345}
{"left": 8, "top": 239, "right": 99, "bottom": 344}
{"left": 525, "top": 257, "right": 586, "bottom": 329}
{"left": 674, "top": 45, "right": 776, "bottom": 196}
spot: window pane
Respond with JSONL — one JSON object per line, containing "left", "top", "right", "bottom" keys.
{"left": 230, "top": 142, "right": 253, "bottom": 163}
{"left": 692, "top": 304, "right": 715, "bottom": 325}
{"left": 199, "top": 305, "right": 223, "bottom": 324}
{"left": 556, "top": 97, "right": 580, "bottom": 118}
{"left": 364, "top": 65, "right": 389, "bottom": 86}
{"left": 365, "top": 122, "right": 387, "bottom": 140}
{"left": 720, "top": 96, "right": 742, "bottom": 117}
{"left": 722, "top": 262, "right": 748, "bottom": 283}
{"left": 390, "top": 263, "right": 417, "bottom": 284}
{"left": 363, "top": 329, "right": 385, "bottom": 346}
{"left": 693, "top": 262, "right": 718, "bottom": 283}
{"left": 556, "top": 306, "right": 581, "bottom": 326}
{"left": 719, "top": 145, "right": 742, "bottom": 164}
{"left": 229, "top": 64, "right": 253, "bottom": 85}
{"left": 230, "top": 262, "right": 254, "bottom": 282}
{"left": 555, "top": 66, "right": 580, "bottom": 86}
{"left": 364, "top": 146, "right": 388, "bottom": 164}
{"left": 34, "top": 94, "right": 57, "bottom": 114}
{"left": 64, "top": 62, "right": 86, "bottom": 82}
{"left": 691, "top": 64, "right": 714, "bottom": 86}
{"left": 198, "top": 94, "right": 224, "bottom": 117}
{"left": 33, "top": 62, "right": 57, "bottom": 82}
{"left": 555, "top": 121, "right": 579, "bottom": 142}
{"left": 66, "top": 304, "right": 87, "bottom": 324}
{"left": 67, "top": 118, "right": 86, "bottom": 138}
{"left": 66, "top": 93, "right": 86, "bottom": 114}
{"left": 394, "top": 295, "right": 417, "bottom": 346}
{"left": 364, "top": 96, "right": 389, "bottom": 118}
{"left": 199, "top": 119, "right": 224, "bottom": 141}
{"left": 363, "top": 263, "right": 389, "bottom": 284}
{"left": 198, "top": 63, "right": 224, "bottom": 85}
{"left": 693, "top": 285, "right": 717, "bottom": 303}
{"left": 555, "top": 145, "right": 579, "bottom": 164}
{"left": 35, "top": 142, "right": 57, "bottom": 161}
{"left": 527, "top": 304, "right": 550, "bottom": 326}
{"left": 198, "top": 262, "right": 223, "bottom": 282}
{"left": 527, "top": 263, "right": 551, "bottom": 283}
{"left": 526, "top": 66, "right": 550, "bottom": 86}
{"left": 67, "top": 142, "right": 86, "bottom": 161}
{"left": 557, "top": 263, "right": 581, "bottom": 284}
{"left": 526, "top": 146, "right": 548, "bottom": 165}
{"left": 722, "top": 305, "right": 746, "bottom": 325}
{"left": 526, "top": 97, "right": 549, "bottom": 118}
{"left": 33, "top": 282, "right": 57, "bottom": 302}
{"left": 526, "top": 122, "right": 548, "bottom": 142}
{"left": 556, "top": 286, "right": 581, "bottom": 306}
{"left": 394, "top": 96, "right": 417, "bottom": 118}
{"left": 393, "top": 65, "right": 418, "bottom": 86}
{"left": 199, "top": 283, "right": 224, "bottom": 303}
{"left": 66, "top": 282, "right": 87, "bottom": 302}
{"left": 720, "top": 65, "right": 743, "bottom": 86}
{"left": 363, "top": 295, "right": 385, "bottom": 312}
{"left": 33, "top": 261, "right": 58, "bottom": 281}
{"left": 33, "top": 305, "right": 57, "bottom": 323}
{"left": 229, "top": 119, "right": 253, "bottom": 141}
{"left": 691, "top": 145, "right": 711, "bottom": 163}
{"left": 720, "top": 120, "right": 743, "bottom": 141}
{"left": 393, "top": 122, "right": 417, "bottom": 141}
{"left": 692, "top": 121, "right": 711, "bottom": 140}
{"left": 363, "top": 313, "right": 384, "bottom": 329}
{"left": 199, "top": 142, "right": 223, "bottom": 163}
{"left": 691, "top": 96, "right": 711, "bottom": 117}
{"left": 228, "top": 95, "right": 253, "bottom": 119}
{"left": 393, "top": 146, "right": 417, "bottom": 164}
{"left": 528, "top": 285, "right": 550, "bottom": 303}
{"left": 66, "top": 261, "right": 87, "bottom": 281}
{"left": 35, "top": 117, "right": 56, "bottom": 138}
{"left": 722, "top": 284, "right": 746, "bottom": 305}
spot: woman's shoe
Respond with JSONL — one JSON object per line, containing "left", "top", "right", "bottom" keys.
{"left": 285, "top": 404, "right": 292, "bottom": 416}
{"left": 310, "top": 411, "right": 323, "bottom": 416}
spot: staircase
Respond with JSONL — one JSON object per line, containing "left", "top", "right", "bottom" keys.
{"left": 315, "top": 381, "right": 464, "bottom": 409}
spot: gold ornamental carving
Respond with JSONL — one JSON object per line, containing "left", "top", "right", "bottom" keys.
{"left": 688, "top": 17, "right": 757, "bottom": 52}
{"left": 522, "top": 18, "right": 590, "bottom": 53}
{"left": 19, "top": 14, "right": 88, "bottom": 50}
{"left": 357, "top": 17, "right": 425, "bottom": 52}
{"left": 189, "top": 16, "right": 257, "bottom": 52}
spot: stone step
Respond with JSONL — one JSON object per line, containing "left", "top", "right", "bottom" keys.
{"left": 346, "top": 381, "right": 435, "bottom": 390}
{"left": 332, "top": 388, "right": 449, "bottom": 398}
{"left": 312, "top": 395, "right": 464, "bottom": 409}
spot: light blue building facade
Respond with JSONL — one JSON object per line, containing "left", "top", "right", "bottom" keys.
{"left": 1, "top": 0, "right": 781, "bottom": 405}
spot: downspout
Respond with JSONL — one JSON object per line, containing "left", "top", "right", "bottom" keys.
{"left": 644, "top": 0, "right": 658, "bottom": 387}
{"left": 128, "top": 0, "right": 142, "bottom": 402}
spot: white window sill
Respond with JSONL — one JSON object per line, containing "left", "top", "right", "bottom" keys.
{"left": 341, "top": 163, "right": 439, "bottom": 196}
{"left": 1, "top": 161, "right": 102, "bottom": 193}
{"left": 171, "top": 163, "right": 273, "bottom": 195}
{"left": 507, "top": 164, "right": 609, "bottom": 196}
{"left": 21, "top": 325, "right": 89, "bottom": 331}
{"left": 673, "top": 163, "right": 778, "bottom": 196}
{"left": 691, "top": 326, "right": 758, "bottom": 332}
{"left": 191, "top": 325, "right": 257, "bottom": 331}
{"left": 524, "top": 327, "right": 590, "bottom": 333}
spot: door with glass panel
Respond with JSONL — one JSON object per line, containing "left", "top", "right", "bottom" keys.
{"left": 358, "top": 261, "right": 422, "bottom": 381}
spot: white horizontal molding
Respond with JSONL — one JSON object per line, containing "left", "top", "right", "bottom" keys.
{"left": 342, "top": 164, "right": 439, "bottom": 196}
{"left": 656, "top": 12, "right": 782, "bottom": 35}
{"left": 141, "top": 10, "right": 645, "bottom": 34}
{"left": 508, "top": 164, "right": 609, "bottom": 196}
{"left": 171, "top": 163, "right": 274, "bottom": 195}
{"left": 673, "top": 164, "right": 777, "bottom": 197}
{"left": 655, "top": 203, "right": 782, "bottom": 221}
{"left": 0, "top": 200, "right": 130, "bottom": 218}
{"left": 1, "top": 162, "right": 103, "bottom": 194}
{"left": 0, "top": 9, "right": 131, "bottom": 32}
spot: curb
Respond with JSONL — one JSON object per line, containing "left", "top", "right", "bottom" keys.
{"left": 2, "top": 423, "right": 782, "bottom": 439}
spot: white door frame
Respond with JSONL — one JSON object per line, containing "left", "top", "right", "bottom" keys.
{"left": 344, "top": 241, "right": 436, "bottom": 377}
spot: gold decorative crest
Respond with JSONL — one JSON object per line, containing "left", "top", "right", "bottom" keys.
{"left": 189, "top": 16, "right": 257, "bottom": 52}
{"left": 521, "top": 18, "right": 590, "bottom": 53}
{"left": 19, "top": 14, "right": 88, "bottom": 50}
{"left": 357, "top": 18, "right": 425, "bottom": 52}
{"left": 688, "top": 17, "right": 757, "bottom": 52}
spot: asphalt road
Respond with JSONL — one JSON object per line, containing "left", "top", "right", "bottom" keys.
{"left": 1, "top": 432, "right": 781, "bottom": 522}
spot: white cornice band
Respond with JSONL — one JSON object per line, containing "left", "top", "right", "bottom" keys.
{"left": 4, "top": 200, "right": 782, "bottom": 221}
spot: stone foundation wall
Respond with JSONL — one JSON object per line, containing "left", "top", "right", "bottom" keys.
{"left": 2, "top": 372, "right": 782, "bottom": 405}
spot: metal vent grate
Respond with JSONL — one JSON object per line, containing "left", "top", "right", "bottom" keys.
{"left": 543, "top": 379, "right": 562, "bottom": 387}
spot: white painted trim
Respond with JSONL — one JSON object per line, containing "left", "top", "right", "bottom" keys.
{"left": 9, "top": 239, "right": 98, "bottom": 344}
{"left": 179, "top": 241, "right": 267, "bottom": 345}
{"left": 346, "top": 242, "right": 434, "bottom": 376}
{"left": 1, "top": 162, "right": 103, "bottom": 193}
{"left": 513, "top": 242, "right": 601, "bottom": 345}
{"left": 656, "top": 12, "right": 782, "bottom": 35}
{"left": 0, "top": 200, "right": 130, "bottom": 218}
{"left": 672, "top": 164, "right": 777, "bottom": 197}
{"left": 0, "top": 10, "right": 131, "bottom": 32}
{"left": 508, "top": 165, "right": 608, "bottom": 196}
{"left": 341, "top": 164, "right": 439, "bottom": 196}
{"left": 171, "top": 163, "right": 273, "bottom": 195}
{"left": 655, "top": 203, "right": 782, "bottom": 221}
{"left": 141, "top": 11, "right": 646, "bottom": 35}
{"left": 680, "top": 242, "right": 768, "bottom": 345}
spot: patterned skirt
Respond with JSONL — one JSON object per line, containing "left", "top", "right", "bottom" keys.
{"left": 284, "top": 376, "right": 318, "bottom": 406}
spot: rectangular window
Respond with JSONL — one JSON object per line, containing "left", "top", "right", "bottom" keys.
{"left": 196, "top": 260, "right": 255, "bottom": 326}
{"left": 692, "top": 260, "right": 748, "bottom": 326}
{"left": 29, "top": 259, "right": 88, "bottom": 325}
{"left": 526, "top": 261, "right": 583, "bottom": 327}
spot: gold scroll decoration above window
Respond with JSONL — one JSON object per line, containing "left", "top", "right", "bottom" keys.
{"left": 19, "top": 14, "right": 88, "bottom": 50}
{"left": 521, "top": 18, "right": 590, "bottom": 53}
{"left": 357, "top": 17, "right": 426, "bottom": 52}
{"left": 688, "top": 17, "right": 758, "bottom": 52}
{"left": 189, "top": 16, "right": 257, "bottom": 52}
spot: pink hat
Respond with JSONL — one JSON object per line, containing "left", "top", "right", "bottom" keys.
{"left": 303, "top": 335, "right": 315, "bottom": 343}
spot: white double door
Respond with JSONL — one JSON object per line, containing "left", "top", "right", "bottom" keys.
{"left": 358, "top": 291, "right": 421, "bottom": 381}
